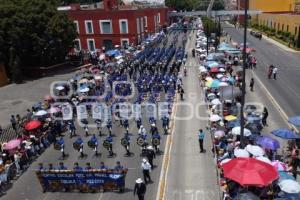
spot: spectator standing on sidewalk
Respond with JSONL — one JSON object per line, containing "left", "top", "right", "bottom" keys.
{"left": 262, "top": 107, "right": 269, "bottom": 126}
{"left": 249, "top": 78, "right": 254, "bottom": 91}
{"left": 268, "top": 65, "right": 273, "bottom": 79}
{"left": 198, "top": 129, "right": 205, "bottom": 153}
{"left": 273, "top": 66, "right": 278, "bottom": 80}
{"left": 10, "top": 115, "right": 17, "bottom": 133}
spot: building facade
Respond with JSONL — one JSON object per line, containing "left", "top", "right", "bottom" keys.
{"left": 59, "top": 0, "right": 169, "bottom": 52}
{"left": 248, "top": 0, "right": 300, "bottom": 40}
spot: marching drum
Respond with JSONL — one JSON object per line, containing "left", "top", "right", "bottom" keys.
{"left": 136, "top": 137, "right": 145, "bottom": 147}
{"left": 152, "top": 138, "right": 160, "bottom": 146}
{"left": 103, "top": 140, "right": 110, "bottom": 150}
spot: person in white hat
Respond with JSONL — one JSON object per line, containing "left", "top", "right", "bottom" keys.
{"left": 141, "top": 159, "right": 152, "bottom": 184}
{"left": 133, "top": 178, "right": 146, "bottom": 200}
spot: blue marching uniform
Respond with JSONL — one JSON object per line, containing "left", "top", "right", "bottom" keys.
{"left": 90, "top": 135, "right": 99, "bottom": 155}
{"left": 57, "top": 137, "right": 66, "bottom": 157}
{"left": 75, "top": 137, "right": 84, "bottom": 157}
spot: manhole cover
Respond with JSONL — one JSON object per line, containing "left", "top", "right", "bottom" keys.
{"left": 11, "top": 100, "right": 22, "bottom": 105}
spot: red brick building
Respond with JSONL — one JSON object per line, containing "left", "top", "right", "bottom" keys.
{"left": 58, "top": 0, "right": 169, "bottom": 52}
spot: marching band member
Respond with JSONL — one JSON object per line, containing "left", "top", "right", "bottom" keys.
{"left": 122, "top": 133, "right": 131, "bottom": 156}
{"left": 68, "top": 120, "right": 76, "bottom": 138}
{"left": 95, "top": 119, "right": 102, "bottom": 136}
{"left": 75, "top": 136, "right": 84, "bottom": 158}
{"left": 81, "top": 119, "right": 89, "bottom": 137}
{"left": 123, "top": 119, "right": 129, "bottom": 134}
{"left": 106, "top": 119, "right": 112, "bottom": 136}
{"left": 150, "top": 123, "right": 158, "bottom": 136}
{"left": 73, "top": 162, "right": 83, "bottom": 171}
{"left": 146, "top": 146, "right": 156, "bottom": 169}
{"left": 136, "top": 117, "right": 142, "bottom": 129}
{"left": 89, "top": 134, "right": 99, "bottom": 156}
{"left": 161, "top": 115, "right": 170, "bottom": 135}
{"left": 57, "top": 136, "right": 66, "bottom": 158}
{"left": 105, "top": 135, "right": 114, "bottom": 157}
{"left": 152, "top": 132, "right": 161, "bottom": 153}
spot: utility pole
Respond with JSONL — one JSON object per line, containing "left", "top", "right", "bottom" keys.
{"left": 240, "top": 0, "right": 249, "bottom": 148}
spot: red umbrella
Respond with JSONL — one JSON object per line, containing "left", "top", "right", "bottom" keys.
{"left": 221, "top": 157, "right": 279, "bottom": 187}
{"left": 24, "top": 120, "right": 42, "bottom": 131}
{"left": 210, "top": 68, "right": 219, "bottom": 73}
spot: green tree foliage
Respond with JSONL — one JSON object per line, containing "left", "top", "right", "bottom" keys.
{"left": 166, "top": 0, "right": 224, "bottom": 11}
{"left": 0, "top": 0, "right": 77, "bottom": 82}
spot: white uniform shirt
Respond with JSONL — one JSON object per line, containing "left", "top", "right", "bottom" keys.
{"left": 141, "top": 162, "right": 151, "bottom": 171}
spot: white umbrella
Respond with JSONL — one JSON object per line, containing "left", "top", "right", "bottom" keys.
{"left": 219, "top": 82, "right": 229, "bottom": 87}
{"left": 79, "top": 87, "right": 89, "bottom": 93}
{"left": 209, "top": 114, "right": 222, "bottom": 122}
{"left": 35, "top": 110, "right": 48, "bottom": 116}
{"left": 211, "top": 98, "right": 222, "bottom": 105}
{"left": 234, "top": 148, "right": 250, "bottom": 158}
{"left": 279, "top": 179, "right": 300, "bottom": 193}
{"left": 255, "top": 156, "right": 272, "bottom": 165}
{"left": 232, "top": 127, "right": 252, "bottom": 137}
{"left": 246, "top": 145, "right": 265, "bottom": 157}
{"left": 216, "top": 74, "right": 224, "bottom": 79}
{"left": 219, "top": 68, "right": 226, "bottom": 72}
{"left": 56, "top": 86, "right": 64, "bottom": 91}
{"left": 220, "top": 158, "right": 232, "bottom": 165}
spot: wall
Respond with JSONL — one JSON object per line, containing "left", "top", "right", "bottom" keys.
{"left": 257, "top": 13, "right": 300, "bottom": 36}
{"left": 68, "top": 7, "right": 168, "bottom": 50}
{"left": 249, "top": 0, "right": 294, "bottom": 12}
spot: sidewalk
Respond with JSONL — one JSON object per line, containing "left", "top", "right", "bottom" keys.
{"left": 164, "top": 31, "right": 220, "bottom": 200}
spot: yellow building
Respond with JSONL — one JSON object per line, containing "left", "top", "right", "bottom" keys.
{"left": 249, "top": 0, "right": 299, "bottom": 12}
{"left": 250, "top": 0, "right": 300, "bottom": 38}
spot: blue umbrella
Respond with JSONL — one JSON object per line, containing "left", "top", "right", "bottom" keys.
{"left": 275, "top": 192, "right": 300, "bottom": 200}
{"left": 271, "top": 128, "right": 300, "bottom": 139}
{"left": 279, "top": 171, "right": 295, "bottom": 181}
{"left": 288, "top": 116, "right": 300, "bottom": 126}
{"left": 256, "top": 136, "right": 280, "bottom": 150}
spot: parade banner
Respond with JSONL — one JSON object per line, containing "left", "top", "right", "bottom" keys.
{"left": 92, "top": 103, "right": 104, "bottom": 120}
{"left": 61, "top": 104, "right": 73, "bottom": 120}
{"left": 158, "top": 102, "right": 170, "bottom": 118}
{"left": 133, "top": 104, "right": 142, "bottom": 120}
{"left": 36, "top": 170, "right": 128, "bottom": 193}
{"left": 76, "top": 104, "right": 88, "bottom": 119}
{"left": 145, "top": 103, "right": 157, "bottom": 119}
{"left": 119, "top": 103, "right": 132, "bottom": 119}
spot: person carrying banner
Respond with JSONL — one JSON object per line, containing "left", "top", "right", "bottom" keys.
{"left": 85, "top": 162, "right": 93, "bottom": 171}
{"left": 114, "top": 161, "right": 124, "bottom": 172}
{"left": 48, "top": 163, "right": 55, "bottom": 170}
{"left": 99, "top": 162, "right": 108, "bottom": 170}
{"left": 73, "top": 162, "right": 83, "bottom": 171}
{"left": 134, "top": 178, "right": 147, "bottom": 200}
{"left": 58, "top": 162, "right": 67, "bottom": 170}
{"left": 38, "top": 163, "right": 44, "bottom": 170}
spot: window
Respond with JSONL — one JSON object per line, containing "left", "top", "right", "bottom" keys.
{"left": 282, "top": 24, "right": 284, "bottom": 31}
{"left": 85, "top": 20, "right": 93, "bottom": 34}
{"left": 287, "top": 25, "right": 289, "bottom": 32}
{"left": 100, "top": 20, "right": 113, "bottom": 34}
{"left": 278, "top": 23, "right": 280, "bottom": 30}
{"left": 74, "top": 21, "right": 79, "bottom": 33}
{"left": 136, "top": 18, "right": 140, "bottom": 34}
{"left": 274, "top": 22, "right": 276, "bottom": 29}
{"left": 144, "top": 16, "right": 148, "bottom": 27}
{"left": 119, "top": 19, "right": 128, "bottom": 34}
{"left": 74, "top": 39, "right": 81, "bottom": 52}
{"left": 87, "top": 39, "right": 95, "bottom": 51}
{"left": 158, "top": 13, "right": 161, "bottom": 24}
{"left": 140, "top": 17, "right": 144, "bottom": 33}
{"left": 121, "top": 38, "right": 129, "bottom": 49}
{"left": 295, "top": 27, "right": 298, "bottom": 35}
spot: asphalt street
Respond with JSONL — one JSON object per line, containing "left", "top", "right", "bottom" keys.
{"left": 223, "top": 23, "right": 300, "bottom": 122}
{"left": 1, "top": 33, "right": 185, "bottom": 200}
{"left": 164, "top": 31, "right": 219, "bottom": 200}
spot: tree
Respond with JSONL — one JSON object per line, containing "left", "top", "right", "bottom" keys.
{"left": 0, "top": 0, "right": 77, "bottom": 82}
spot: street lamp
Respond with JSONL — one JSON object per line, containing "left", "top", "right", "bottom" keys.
{"left": 239, "top": 0, "right": 249, "bottom": 147}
